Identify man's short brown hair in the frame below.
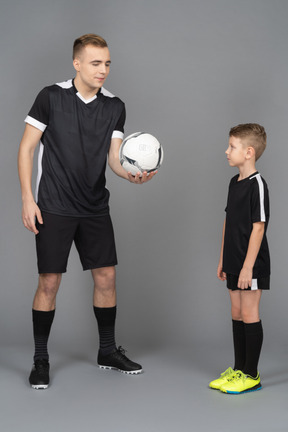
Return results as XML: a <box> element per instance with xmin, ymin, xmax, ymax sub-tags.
<box><xmin>73</xmin><ymin>34</ymin><xmax>108</xmax><ymax>59</ymax></box>
<box><xmin>229</xmin><ymin>123</ymin><xmax>267</xmax><ymax>161</ymax></box>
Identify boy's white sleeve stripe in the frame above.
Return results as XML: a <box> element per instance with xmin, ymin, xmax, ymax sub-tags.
<box><xmin>255</xmin><ymin>174</ymin><xmax>266</xmax><ymax>222</ymax></box>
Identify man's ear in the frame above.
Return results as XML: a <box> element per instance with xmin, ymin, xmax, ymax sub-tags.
<box><xmin>73</xmin><ymin>58</ymin><xmax>80</xmax><ymax>72</ymax></box>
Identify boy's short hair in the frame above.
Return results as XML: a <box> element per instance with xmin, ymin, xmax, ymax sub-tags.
<box><xmin>229</xmin><ymin>123</ymin><xmax>267</xmax><ymax>161</ymax></box>
<box><xmin>73</xmin><ymin>34</ymin><xmax>108</xmax><ymax>59</ymax></box>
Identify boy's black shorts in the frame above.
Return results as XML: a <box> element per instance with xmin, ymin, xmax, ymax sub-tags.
<box><xmin>35</xmin><ymin>211</ymin><xmax>117</xmax><ymax>274</ymax></box>
<box><xmin>226</xmin><ymin>273</ymin><xmax>270</xmax><ymax>291</ymax></box>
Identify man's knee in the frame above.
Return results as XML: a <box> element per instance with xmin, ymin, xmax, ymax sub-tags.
<box><xmin>93</xmin><ymin>267</ymin><xmax>115</xmax><ymax>290</ymax></box>
<box><xmin>38</xmin><ymin>273</ymin><xmax>62</xmax><ymax>297</ymax></box>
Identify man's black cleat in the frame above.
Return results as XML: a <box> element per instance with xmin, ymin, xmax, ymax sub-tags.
<box><xmin>98</xmin><ymin>346</ymin><xmax>142</xmax><ymax>374</ymax></box>
<box><xmin>29</xmin><ymin>359</ymin><xmax>50</xmax><ymax>389</ymax></box>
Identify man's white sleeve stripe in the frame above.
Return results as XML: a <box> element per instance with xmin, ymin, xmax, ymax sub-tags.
<box><xmin>112</xmin><ymin>131</ymin><xmax>124</xmax><ymax>140</ymax></box>
<box><xmin>101</xmin><ymin>87</ymin><xmax>115</xmax><ymax>98</ymax></box>
<box><xmin>25</xmin><ymin>116</ymin><xmax>47</xmax><ymax>132</ymax></box>
<box><xmin>56</xmin><ymin>79</ymin><xmax>73</xmax><ymax>89</ymax></box>
<box><xmin>35</xmin><ymin>142</ymin><xmax>44</xmax><ymax>202</ymax></box>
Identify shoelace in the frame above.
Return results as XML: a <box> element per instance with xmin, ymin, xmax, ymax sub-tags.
<box><xmin>221</xmin><ymin>367</ymin><xmax>234</xmax><ymax>378</ymax></box>
<box><xmin>117</xmin><ymin>346</ymin><xmax>128</xmax><ymax>357</ymax></box>
<box><xmin>227</xmin><ymin>370</ymin><xmax>246</xmax><ymax>383</ymax></box>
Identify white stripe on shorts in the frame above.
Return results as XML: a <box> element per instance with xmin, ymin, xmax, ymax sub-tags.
<box><xmin>251</xmin><ymin>279</ymin><xmax>258</xmax><ymax>290</ymax></box>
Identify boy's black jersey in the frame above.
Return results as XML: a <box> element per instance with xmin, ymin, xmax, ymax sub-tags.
<box><xmin>25</xmin><ymin>79</ymin><xmax>126</xmax><ymax>217</ymax></box>
<box><xmin>223</xmin><ymin>171</ymin><xmax>270</xmax><ymax>278</ymax></box>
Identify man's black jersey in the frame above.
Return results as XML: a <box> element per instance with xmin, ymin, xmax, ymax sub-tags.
<box><xmin>25</xmin><ymin>79</ymin><xmax>126</xmax><ymax>217</ymax></box>
<box><xmin>223</xmin><ymin>171</ymin><xmax>270</xmax><ymax>278</ymax></box>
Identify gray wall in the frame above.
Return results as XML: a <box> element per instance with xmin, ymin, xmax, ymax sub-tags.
<box><xmin>1</xmin><ymin>0</ymin><xmax>287</xmax><ymax>355</ymax></box>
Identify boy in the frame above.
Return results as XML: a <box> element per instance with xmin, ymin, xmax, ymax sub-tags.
<box><xmin>18</xmin><ymin>34</ymin><xmax>156</xmax><ymax>389</ymax></box>
<box><xmin>209</xmin><ymin>123</ymin><xmax>270</xmax><ymax>394</ymax></box>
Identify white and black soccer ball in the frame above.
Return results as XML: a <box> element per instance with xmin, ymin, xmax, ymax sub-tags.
<box><xmin>119</xmin><ymin>132</ymin><xmax>163</xmax><ymax>176</ymax></box>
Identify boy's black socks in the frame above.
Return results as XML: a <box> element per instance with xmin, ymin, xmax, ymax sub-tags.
<box><xmin>232</xmin><ymin>319</ymin><xmax>246</xmax><ymax>371</ymax></box>
<box><xmin>243</xmin><ymin>320</ymin><xmax>263</xmax><ymax>378</ymax></box>
<box><xmin>32</xmin><ymin>309</ymin><xmax>55</xmax><ymax>362</ymax></box>
<box><xmin>93</xmin><ymin>306</ymin><xmax>117</xmax><ymax>356</ymax></box>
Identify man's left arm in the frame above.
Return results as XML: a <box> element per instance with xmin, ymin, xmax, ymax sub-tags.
<box><xmin>108</xmin><ymin>137</ymin><xmax>157</xmax><ymax>184</ymax></box>
<box><xmin>237</xmin><ymin>222</ymin><xmax>265</xmax><ymax>289</ymax></box>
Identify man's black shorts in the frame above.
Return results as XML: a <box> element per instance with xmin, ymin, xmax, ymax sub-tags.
<box><xmin>226</xmin><ymin>273</ymin><xmax>270</xmax><ymax>291</ymax></box>
<box><xmin>35</xmin><ymin>211</ymin><xmax>117</xmax><ymax>273</ymax></box>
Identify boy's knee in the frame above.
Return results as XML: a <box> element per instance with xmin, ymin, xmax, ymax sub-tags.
<box><xmin>241</xmin><ymin>312</ymin><xmax>259</xmax><ymax>323</ymax></box>
<box><xmin>231</xmin><ymin>306</ymin><xmax>241</xmax><ymax>320</ymax></box>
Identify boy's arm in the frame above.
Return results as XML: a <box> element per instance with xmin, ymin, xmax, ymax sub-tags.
<box><xmin>237</xmin><ymin>222</ymin><xmax>265</xmax><ymax>289</ymax></box>
<box><xmin>217</xmin><ymin>218</ymin><xmax>227</xmax><ymax>281</ymax></box>
<box><xmin>108</xmin><ymin>137</ymin><xmax>157</xmax><ymax>184</ymax></box>
<box><xmin>18</xmin><ymin>123</ymin><xmax>43</xmax><ymax>234</ymax></box>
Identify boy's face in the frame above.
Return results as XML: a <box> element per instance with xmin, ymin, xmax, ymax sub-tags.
<box><xmin>225</xmin><ymin>136</ymin><xmax>249</xmax><ymax>168</ymax></box>
<box><xmin>73</xmin><ymin>45</ymin><xmax>111</xmax><ymax>93</ymax></box>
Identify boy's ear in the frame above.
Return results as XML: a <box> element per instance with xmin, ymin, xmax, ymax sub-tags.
<box><xmin>246</xmin><ymin>146</ymin><xmax>255</xmax><ymax>159</ymax></box>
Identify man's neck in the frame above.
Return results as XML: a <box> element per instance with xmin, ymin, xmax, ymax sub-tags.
<box><xmin>74</xmin><ymin>76</ymin><xmax>100</xmax><ymax>100</ymax></box>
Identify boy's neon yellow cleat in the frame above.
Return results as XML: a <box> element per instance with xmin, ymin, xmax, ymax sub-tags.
<box><xmin>220</xmin><ymin>370</ymin><xmax>262</xmax><ymax>394</ymax></box>
<box><xmin>209</xmin><ymin>367</ymin><xmax>235</xmax><ymax>390</ymax></box>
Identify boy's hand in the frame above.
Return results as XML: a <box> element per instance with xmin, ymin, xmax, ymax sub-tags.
<box><xmin>237</xmin><ymin>267</ymin><xmax>252</xmax><ymax>290</ymax></box>
<box><xmin>128</xmin><ymin>171</ymin><xmax>157</xmax><ymax>184</ymax></box>
<box><xmin>217</xmin><ymin>263</ymin><xmax>226</xmax><ymax>281</ymax></box>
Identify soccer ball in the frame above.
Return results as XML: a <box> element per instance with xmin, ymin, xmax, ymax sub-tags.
<box><xmin>119</xmin><ymin>132</ymin><xmax>163</xmax><ymax>176</ymax></box>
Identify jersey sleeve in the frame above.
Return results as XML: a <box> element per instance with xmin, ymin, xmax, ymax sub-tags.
<box><xmin>25</xmin><ymin>87</ymin><xmax>50</xmax><ymax>132</ymax></box>
<box><xmin>225</xmin><ymin>177</ymin><xmax>234</xmax><ymax>212</ymax></box>
<box><xmin>251</xmin><ymin>177</ymin><xmax>269</xmax><ymax>223</ymax></box>
<box><xmin>111</xmin><ymin>105</ymin><xmax>126</xmax><ymax>140</ymax></box>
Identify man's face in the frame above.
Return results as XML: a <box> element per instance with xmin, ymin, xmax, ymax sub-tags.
<box><xmin>73</xmin><ymin>45</ymin><xmax>111</xmax><ymax>93</ymax></box>
<box><xmin>225</xmin><ymin>136</ymin><xmax>248</xmax><ymax>168</ymax></box>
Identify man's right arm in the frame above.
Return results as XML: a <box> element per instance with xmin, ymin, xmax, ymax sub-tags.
<box><xmin>18</xmin><ymin>124</ymin><xmax>43</xmax><ymax>234</ymax></box>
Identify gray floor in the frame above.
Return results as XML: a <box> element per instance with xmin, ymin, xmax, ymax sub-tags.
<box><xmin>0</xmin><ymin>343</ymin><xmax>287</xmax><ymax>432</ymax></box>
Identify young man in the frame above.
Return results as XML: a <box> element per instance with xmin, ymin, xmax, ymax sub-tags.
<box><xmin>209</xmin><ymin>123</ymin><xmax>270</xmax><ymax>394</ymax></box>
<box><xmin>18</xmin><ymin>34</ymin><xmax>156</xmax><ymax>389</ymax></box>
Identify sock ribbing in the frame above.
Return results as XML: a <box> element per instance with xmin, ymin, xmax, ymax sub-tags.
<box><xmin>94</xmin><ymin>306</ymin><xmax>117</xmax><ymax>356</ymax></box>
<box><xmin>232</xmin><ymin>319</ymin><xmax>246</xmax><ymax>371</ymax></box>
<box><xmin>32</xmin><ymin>309</ymin><xmax>55</xmax><ymax>362</ymax></box>
<box><xmin>243</xmin><ymin>320</ymin><xmax>263</xmax><ymax>377</ymax></box>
